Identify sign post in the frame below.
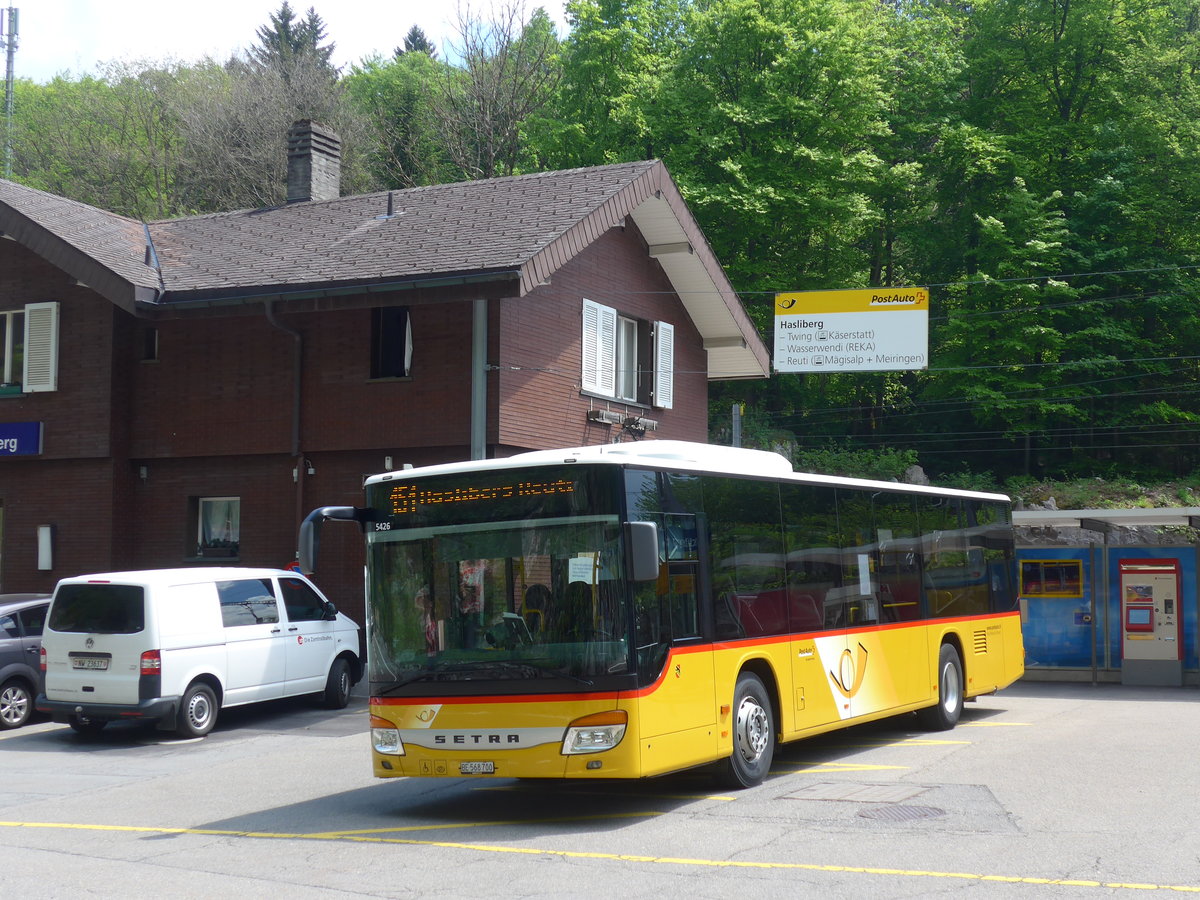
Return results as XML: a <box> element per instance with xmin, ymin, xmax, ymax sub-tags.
<box><xmin>774</xmin><ymin>287</ymin><xmax>929</xmax><ymax>373</ymax></box>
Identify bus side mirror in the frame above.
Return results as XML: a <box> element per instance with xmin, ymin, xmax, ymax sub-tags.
<box><xmin>626</xmin><ymin>521</ymin><xmax>661</xmax><ymax>582</ymax></box>
<box><xmin>298</xmin><ymin>506</ymin><xmax>367</xmax><ymax>575</ymax></box>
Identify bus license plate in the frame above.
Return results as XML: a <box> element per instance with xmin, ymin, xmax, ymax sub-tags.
<box><xmin>460</xmin><ymin>761</ymin><xmax>495</xmax><ymax>775</ymax></box>
<box><xmin>72</xmin><ymin>658</ymin><xmax>109</xmax><ymax>670</ymax></box>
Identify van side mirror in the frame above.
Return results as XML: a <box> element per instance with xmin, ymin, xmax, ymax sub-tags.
<box><xmin>626</xmin><ymin>521</ymin><xmax>661</xmax><ymax>582</ymax></box>
<box><xmin>324</xmin><ymin>602</ymin><xmax>339</xmax><ymax>621</ymax></box>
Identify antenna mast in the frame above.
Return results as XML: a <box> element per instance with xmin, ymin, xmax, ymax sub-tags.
<box><xmin>0</xmin><ymin>6</ymin><xmax>17</xmax><ymax>179</ymax></box>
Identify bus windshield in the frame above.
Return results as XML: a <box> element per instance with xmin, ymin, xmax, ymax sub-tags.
<box><xmin>364</xmin><ymin>466</ymin><xmax>633</xmax><ymax>692</ymax></box>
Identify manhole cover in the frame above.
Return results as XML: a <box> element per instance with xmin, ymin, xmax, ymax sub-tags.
<box><xmin>858</xmin><ymin>804</ymin><xmax>945</xmax><ymax>822</ymax></box>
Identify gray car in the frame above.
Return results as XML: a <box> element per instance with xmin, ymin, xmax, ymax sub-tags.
<box><xmin>0</xmin><ymin>593</ymin><xmax>51</xmax><ymax>729</ymax></box>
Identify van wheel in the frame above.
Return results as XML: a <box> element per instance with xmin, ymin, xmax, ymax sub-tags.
<box><xmin>716</xmin><ymin>672</ymin><xmax>774</xmax><ymax>789</ymax></box>
<box><xmin>321</xmin><ymin>658</ymin><xmax>352</xmax><ymax>709</ymax></box>
<box><xmin>68</xmin><ymin>715</ymin><xmax>106</xmax><ymax>736</ymax></box>
<box><xmin>177</xmin><ymin>683</ymin><xmax>218</xmax><ymax>738</ymax></box>
<box><xmin>0</xmin><ymin>678</ymin><xmax>33</xmax><ymax>729</ymax></box>
<box><xmin>917</xmin><ymin>644</ymin><xmax>963</xmax><ymax>731</ymax></box>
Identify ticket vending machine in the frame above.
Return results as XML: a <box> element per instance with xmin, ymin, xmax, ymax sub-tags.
<box><xmin>1119</xmin><ymin>559</ymin><xmax>1183</xmax><ymax>686</ymax></box>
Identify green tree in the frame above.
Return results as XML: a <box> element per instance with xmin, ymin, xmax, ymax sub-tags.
<box><xmin>434</xmin><ymin>4</ymin><xmax>562</xmax><ymax>179</ymax></box>
<box><xmin>345</xmin><ymin>51</ymin><xmax>452</xmax><ymax>187</ymax></box>
<box><xmin>249</xmin><ymin>2</ymin><xmax>337</xmax><ymax>76</ymax></box>
<box><xmin>546</xmin><ymin>0</ymin><xmax>686</xmax><ymax>166</ymax></box>
<box><xmin>396</xmin><ymin>25</ymin><xmax>438</xmax><ymax>59</ymax></box>
<box><xmin>9</xmin><ymin>63</ymin><xmax>184</xmax><ymax>218</ymax></box>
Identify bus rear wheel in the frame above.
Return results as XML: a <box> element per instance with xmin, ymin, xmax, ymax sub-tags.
<box><xmin>718</xmin><ymin>672</ymin><xmax>774</xmax><ymax>789</ymax></box>
<box><xmin>917</xmin><ymin>644</ymin><xmax>963</xmax><ymax>731</ymax></box>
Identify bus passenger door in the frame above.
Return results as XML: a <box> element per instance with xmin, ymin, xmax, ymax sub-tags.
<box><xmin>634</xmin><ymin>560</ymin><xmax>717</xmax><ymax>774</ymax></box>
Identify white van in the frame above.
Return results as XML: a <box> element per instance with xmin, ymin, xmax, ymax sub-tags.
<box><xmin>37</xmin><ymin>568</ymin><xmax>361</xmax><ymax>738</ymax></box>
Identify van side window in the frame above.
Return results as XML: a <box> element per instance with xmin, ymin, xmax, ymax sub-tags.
<box><xmin>217</xmin><ymin>579</ymin><xmax>279</xmax><ymax>627</ymax></box>
<box><xmin>279</xmin><ymin>577</ymin><xmax>328</xmax><ymax>622</ymax></box>
<box><xmin>0</xmin><ymin>614</ymin><xmax>17</xmax><ymax>638</ymax></box>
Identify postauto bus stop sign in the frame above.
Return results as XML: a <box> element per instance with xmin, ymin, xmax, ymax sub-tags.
<box><xmin>773</xmin><ymin>287</ymin><xmax>929</xmax><ymax>373</ymax></box>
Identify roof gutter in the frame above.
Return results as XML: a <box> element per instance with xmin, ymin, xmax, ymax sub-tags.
<box><xmin>134</xmin><ymin>269</ymin><xmax>523</xmax><ymax>313</ymax></box>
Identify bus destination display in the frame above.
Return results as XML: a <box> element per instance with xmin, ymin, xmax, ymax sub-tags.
<box><xmin>389</xmin><ymin>478</ymin><xmax>576</xmax><ymax>516</ymax></box>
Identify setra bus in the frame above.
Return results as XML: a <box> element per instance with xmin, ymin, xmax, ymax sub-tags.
<box><xmin>299</xmin><ymin>440</ymin><xmax>1024</xmax><ymax>788</ymax></box>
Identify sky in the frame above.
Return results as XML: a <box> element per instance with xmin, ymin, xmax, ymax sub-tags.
<box><xmin>4</xmin><ymin>1</ymin><xmax>570</xmax><ymax>84</ymax></box>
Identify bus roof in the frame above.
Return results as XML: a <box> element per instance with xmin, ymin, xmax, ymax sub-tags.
<box><xmin>366</xmin><ymin>441</ymin><xmax>1010</xmax><ymax>502</ymax></box>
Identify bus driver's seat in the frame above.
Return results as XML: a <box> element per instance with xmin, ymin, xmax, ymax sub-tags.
<box><xmin>522</xmin><ymin>584</ymin><xmax>551</xmax><ymax>634</ymax></box>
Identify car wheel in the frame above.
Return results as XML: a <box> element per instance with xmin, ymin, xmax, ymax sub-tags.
<box><xmin>0</xmin><ymin>678</ymin><xmax>33</xmax><ymax>729</ymax></box>
<box><xmin>176</xmin><ymin>683</ymin><xmax>218</xmax><ymax>738</ymax></box>
<box><xmin>321</xmin><ymin>657</ymin><xmax>353</xmax><ymax>709</ymax></box>
<box><xmin>716</xmin><ymin>672</ymin><xmax>774</xmax><ymax>789</ymax></box>
<box><xmin>67</xmin><ymin>714</ymin><xmax>107</xmax><ymax>736</ymax></box>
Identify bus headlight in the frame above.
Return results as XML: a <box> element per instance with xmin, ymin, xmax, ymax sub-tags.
<box><xmin>562</xmin><ymin>710</ymin><xmax>627</xmax><ymax>755</ymax></box>
<box><xmin>371</xmin><ymin>715</ymin><xmax>404</xmax><ymax>756</ymax></box>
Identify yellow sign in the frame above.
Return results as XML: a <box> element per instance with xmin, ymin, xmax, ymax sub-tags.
<box><xmin>774</xmin><ymin>287</ymin><xmax>929</xmax><ymax>373</ymax></box>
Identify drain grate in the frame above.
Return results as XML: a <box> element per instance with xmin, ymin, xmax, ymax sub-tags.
<box><xmin>858</xmin><ymin>804</ymin><xmax>945</xmax><ymax>822</ymax></box>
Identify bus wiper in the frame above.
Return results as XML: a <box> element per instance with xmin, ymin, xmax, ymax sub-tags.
<box><xmin>371</xmin><ymin>660</ymin><xmax>594</xmax><ymax>689</ymax></box>
<box><xmin>460</xmin><ymin>660</ymin><xmax>594</xmax><ymax>685</ymax></box>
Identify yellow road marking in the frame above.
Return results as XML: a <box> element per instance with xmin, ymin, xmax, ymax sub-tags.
<box><xmin>0</xmin><ymin>820</ymin><xmax>1195</xmax><ymax>892</ymax></box>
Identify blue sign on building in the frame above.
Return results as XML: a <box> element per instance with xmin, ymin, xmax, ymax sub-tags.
<box><xmin>0</xmin><ymin>422</ymin><xmax>43</xmax><ymax>455</ymax></box>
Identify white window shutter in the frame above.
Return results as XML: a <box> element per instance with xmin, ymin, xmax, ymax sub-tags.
<box><xmin>653</xmin><ymin>321</ymin><xmax>674</xmax><ymax>409</ymax></box>
<box><xmin>23</xmin><ymin>301</ymin><xmax>59</xmax><ymax>393</ymax></box>
<box><xmin>582</xmin><ymin>299</ymin><xmax>616</xmax><ymax>397</ymax></box>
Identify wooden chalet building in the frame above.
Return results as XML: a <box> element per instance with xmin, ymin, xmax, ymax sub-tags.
<box><xmin>0</xmin><ymin>122</ymin><xmax>769</xmax><ymax>619</ymax></box>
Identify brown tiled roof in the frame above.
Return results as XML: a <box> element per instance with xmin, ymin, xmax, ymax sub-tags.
<box><xmin>0</xmin><ymin>179</ymin><xmax>161</xmax><ymax>303</ymax></box>
<box><xmin>148</xmin><ymin>161</ymin><xmax>663</xmax><ymax>301</ymax></box>
<box><xmin>0</xmin><ymin>160</ymin><xmax>770</xmax><ymax>378</ymax></box>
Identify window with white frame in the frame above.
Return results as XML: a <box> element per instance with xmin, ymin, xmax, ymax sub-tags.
<box><xmin>0</xmin><ymin>302</ymin><xmax>60</xmax><ymax>393</ymax></box>
<box><xmin>582</xmin><ymin>299</ymin><xmax>674</xmax><ymax>408</ymax></box>
<box><xmin>0</xmin><ymin>309</ymin><xmax>25</xmax><ymax>388</ymax></box>
<box><xmin>197</xmin><ymin>497</ymin><xmax>240</xmax><ymax>557</ymax></box>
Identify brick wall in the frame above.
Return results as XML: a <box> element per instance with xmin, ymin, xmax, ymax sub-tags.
<box><xmin>495</xmin><ymin>224</ymin><xmax>709</xmax><ymax>451</ymax></box>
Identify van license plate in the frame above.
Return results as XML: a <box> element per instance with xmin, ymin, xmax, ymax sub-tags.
<box><xmin>459</xmin><ymin>761</ymin><xmax>494</xmax><ymax>775</ymax></box>
<box><xmin>72</xmin><ymin>658</ymin><xmax>109</xmax><ymax>670</ymax></box>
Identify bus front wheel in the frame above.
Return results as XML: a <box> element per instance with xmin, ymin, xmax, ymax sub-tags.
<box><xmin>718</xmin><ymin>672</ymin><xmax>774</xmax><ymax>789</ymax></box>
<box><xmin>917</xmin><ymin>644</ymin><xmax>963</xmax><ymax>731</ymax></box>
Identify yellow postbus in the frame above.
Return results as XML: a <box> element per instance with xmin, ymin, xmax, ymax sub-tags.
<box><xmin>300</xmin><ymin>441</ymin><xmax>1023</xmax><ymax>788</ymax></box>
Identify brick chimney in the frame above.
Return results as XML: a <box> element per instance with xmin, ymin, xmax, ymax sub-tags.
<box><xmin>287</xmin><ymin>120</ymin><xmax>341</xmax><ymax>203</ymax></box>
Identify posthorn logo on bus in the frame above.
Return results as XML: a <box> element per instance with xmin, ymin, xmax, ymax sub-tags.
<box><xmin>830</xmin><ymin>642</ymin><xmax>869</xmax><ymax>700</ymax></box>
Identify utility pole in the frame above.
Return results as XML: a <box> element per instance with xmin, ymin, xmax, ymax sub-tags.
<box><xmin>0</xmin><ymin>6</ymin><xmax>17</xmax><ymax>179</ymax></box>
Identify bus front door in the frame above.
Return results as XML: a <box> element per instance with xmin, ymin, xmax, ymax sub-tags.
<box><xmin>634</xmin><ymin>561</ymin><xmax>717</xmax><ymax>775</ymax></box>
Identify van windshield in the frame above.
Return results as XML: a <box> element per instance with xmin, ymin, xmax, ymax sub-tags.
<box><xmin>48</xmin><ymin>584</ymin><xmax>145</xmax><ymax>634</ymax></box>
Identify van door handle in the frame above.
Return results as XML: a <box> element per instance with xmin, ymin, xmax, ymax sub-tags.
<box><xmin>288</xmin><ymin>627</ymin><xmax>299</xmax><ymax>632</ymax></box>
<box><xmin>271</xmin><ymin>628</ymin><xmax>281</xmax><ymax>633</ymax></box>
